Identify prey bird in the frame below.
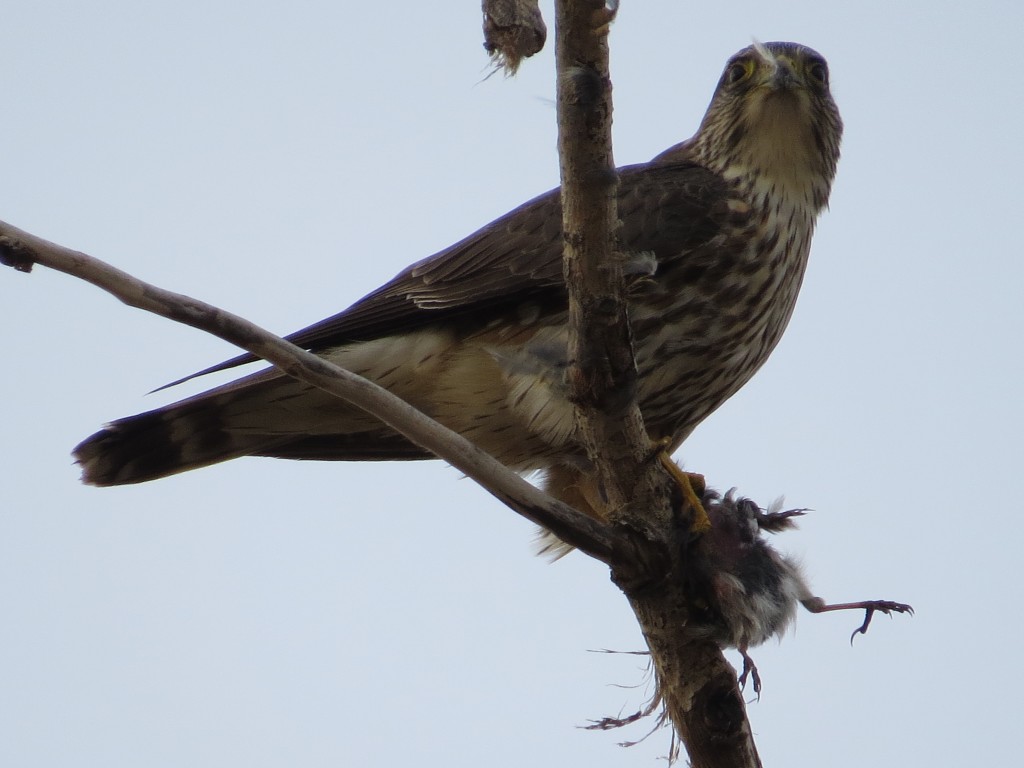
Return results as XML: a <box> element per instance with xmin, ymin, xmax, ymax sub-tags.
<box><xmin>689</xmin><ymin>488</ymin><xmax>912</xmax><ymax>694</ymax></box>
<box><xmin>75</xmin><ymin>42</ymin><xmax>843</xmax><ymax>529</ymax></box>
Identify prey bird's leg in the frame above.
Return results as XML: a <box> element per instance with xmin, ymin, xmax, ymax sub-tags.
<box><xmin>801</xmin><ymin>597</ymin><xmax>914</xmax><ymax>644</ymax></box>
<box><xmin>653</xmin><ymin>439</ymin><xmax>711</xmax><ymax>533</ymax></box>
<box><xmin>737</xmin><ymin>646</ymin><xmax>762</xmax><ymax>699</ymax></box>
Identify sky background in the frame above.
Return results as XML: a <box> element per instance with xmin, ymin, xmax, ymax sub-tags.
<box><xmin>2</xmin><ymin>2</ymin><xmax>1022</xmax><ymax>766</ymax></box>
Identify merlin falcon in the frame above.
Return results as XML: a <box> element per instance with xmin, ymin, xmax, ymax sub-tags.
<box><xmin>75</xmin><ymin>42</ymin><xmax>842</xmax><ymax>524</ymax></box>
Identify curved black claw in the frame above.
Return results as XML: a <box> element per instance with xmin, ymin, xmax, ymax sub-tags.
<box><xmin>849</xmin><ymin>600</ymin><xmax>915</xmax><ymax>645</ymax></box>
<box><xmin>737</xmin><ymin>648</ymin><xmax>762</xmax><ymax>700</ymax></box>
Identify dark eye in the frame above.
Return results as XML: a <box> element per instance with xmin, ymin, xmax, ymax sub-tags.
<box><xmin>726</xmin><ymin>59</ymin><xmax>751</xmax><ymax>85</ymax></box>
<box><xmin>807</xmin><ymin>59</ymin><xmax>828</xmax><ymax>86</ymax></box>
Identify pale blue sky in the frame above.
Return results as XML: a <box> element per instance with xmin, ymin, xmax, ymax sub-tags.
<box><xmin>2</xmin><ymin>2</ymin><xmax>1022</xmax><ymax>766</ymax></box>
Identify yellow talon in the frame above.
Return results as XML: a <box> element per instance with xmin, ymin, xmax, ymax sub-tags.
<box><xmin>656</xmin><ymin>444</ymin><xmax>711</xmax><ymax>534</ymax></box>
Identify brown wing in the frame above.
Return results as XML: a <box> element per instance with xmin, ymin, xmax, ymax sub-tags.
<box><xmin>164</xmin><ymin>158</ymin><xmax>728</xmax><ymax>386</ymax></box>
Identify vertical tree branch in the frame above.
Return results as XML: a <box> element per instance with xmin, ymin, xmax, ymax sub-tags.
<box><xmin>553</xmin><ymin>4</ymin><xmax>761</xmax><ymax>766</ymax></box>
<box><xmin>555</xmin><ymin>1</ymin><xmax>653</xmax><ymax>516</ymax></box>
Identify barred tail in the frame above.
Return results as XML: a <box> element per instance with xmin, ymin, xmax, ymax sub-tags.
<box><xmin>74</xmin><ymin>392</ymin><xmax>285</xmax><ymax>486</ymax></box>
<box><xmin>73</xmin><ymin>373</ymin><xmax>430</xmax><ymax>486</ymax></box>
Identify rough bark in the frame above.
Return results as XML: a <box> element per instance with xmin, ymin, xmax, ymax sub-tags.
<box><xmin>555</xmin><ymin>0</ymin><xmax>653</xmax><ymax>509</ymax></box>
<box><xmin>553</xmin><ymin>2</ymin><xmax>761</xmax><ymax>765</ymax></box>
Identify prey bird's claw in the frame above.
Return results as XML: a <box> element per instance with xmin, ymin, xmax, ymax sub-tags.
<box><xmin>738</xmin><ymin>648</ymin><xmax>762</xmax><ymax>699</ymax></box>
<box><xmin>849</xmin><ymin>600</ymin><xmax>914</xmax><ymax>645</ymax></box>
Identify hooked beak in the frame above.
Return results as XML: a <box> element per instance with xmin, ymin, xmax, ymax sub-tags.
<box><xmin>752</xmin><ymin>40</ymin><xmax>800</xmax><ymax>90</ymax></box>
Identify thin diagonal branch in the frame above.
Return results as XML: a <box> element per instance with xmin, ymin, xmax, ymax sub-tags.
<box><xmin>0</xmin><ymin>220</ymin><xmax>616</xmax><ymax>562</ymax></box>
